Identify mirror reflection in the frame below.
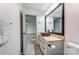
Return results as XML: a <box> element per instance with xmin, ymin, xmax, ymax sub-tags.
<box><xmin>46</xmin><ymin>4</ymin><xmax>64</xmax><ymax>35</ymax></box>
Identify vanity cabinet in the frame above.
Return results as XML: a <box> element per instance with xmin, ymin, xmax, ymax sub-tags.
<box><xmin>39</xmin><ymin>36</ymin><xmax>48</xmax><ymax>54</ymax></box>
<box><xmin>37</xmin><ymin>35</ymin><xmax>64</xmax><ymax>55</ymax></box>
<box><xmin>47</xmin><ymin>41</ymin><xmax>64</xmax><ymax>55</ymax></box>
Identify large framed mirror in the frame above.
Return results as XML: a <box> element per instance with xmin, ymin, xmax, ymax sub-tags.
<box><xmin>45</xmin><ymin>3</ymin><xmax>64</xmax><ymax>35</ymax></box>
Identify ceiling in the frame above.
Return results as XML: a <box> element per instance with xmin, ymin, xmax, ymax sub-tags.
<box><xmin>21</xmin><ymin>3</ymin><xmax>53</xmax><ymax>14</ymax></box>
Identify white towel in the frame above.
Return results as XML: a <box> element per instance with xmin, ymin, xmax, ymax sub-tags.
<box><xmin>67</xmin><ymin>42</ymin><xmax>79</xmax><ymax>49</ymax></box>
<box><xmin>51</xmin><ymin>44</ymin><xmax>56</xmax><ymax>49</ymax></box>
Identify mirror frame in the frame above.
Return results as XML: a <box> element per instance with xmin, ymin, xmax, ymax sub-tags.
<box><xmin>45</xmin><ymin>3</ymin><xmax>64</xmax><ymax>35</ymax></box>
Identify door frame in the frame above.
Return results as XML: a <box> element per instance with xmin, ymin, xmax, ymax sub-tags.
<box><xmin>20</xmin><ymin>11</ymin><xmax>24</xmax><ymax>55</ymax></box>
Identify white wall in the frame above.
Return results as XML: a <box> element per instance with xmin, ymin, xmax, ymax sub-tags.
<box><xmin>0</xmin><ymin>3</ymin><xmax>21</xmax><ymax>55</ymax></box>
<box><xmin>64</xmin><ymin>4</ymin><xmax>79</xmax><ymax>50</ymax></box>
<box><xmin>46</xmin><ymin>17</ymin><xmax>53</xmax><ymax>32</ymax></box>
<box><xmin>37</xmin><ymin>16</ymin><xmax>45</xmax><ymax>34</ymax></box>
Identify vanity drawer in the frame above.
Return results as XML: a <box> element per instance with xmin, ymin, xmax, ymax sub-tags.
<box><xmin>53</xmin><ymin>41</ymin><xmax>64</xmax><ymax>47</ymax></box>
<box><xmin>47</xmin><ymin>41</ymin><xmax>64</xmax><ymax>55</ymax></box>
<box><xmin>48</xmin><ymin>41</ymin><xmax>64</xmax><ymax>49</ymax></box>
<box><xmin>41</xmin><ymin>42</ymin><xmax>48</xmax><ymax>54</ymax></box>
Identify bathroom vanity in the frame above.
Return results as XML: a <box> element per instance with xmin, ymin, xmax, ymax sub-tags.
<box><xmin>37</xmin><ymin>34</ymin><xmax>64</xmax><ymax>55</ymax></box>
<box><xmin>37</xmin><ymin>3</ymin><xmax>64</xmax><ymax>55</ymax></box>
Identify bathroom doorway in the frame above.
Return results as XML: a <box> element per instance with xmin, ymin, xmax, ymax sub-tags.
<box><xmin>24</xmin><ymin>15</ymin><xmax>37</xmax><ymax>54</ymax></box>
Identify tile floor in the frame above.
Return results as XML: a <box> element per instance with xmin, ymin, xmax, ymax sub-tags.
<box><xmin>25</xmin><ymin>34</ymin><xmax>42</xmax><ymax>55</ymax></box>
<box><xmin>25</xmin><ymin>43</ymin><xmax>43</xmax><ymax>55</ymax></box>
<box><xmin>34</xmin><ymin>44</ymin><xmax>43</xmax><ymax>55</ymax></box>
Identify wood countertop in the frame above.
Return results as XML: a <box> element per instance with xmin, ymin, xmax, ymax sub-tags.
<box><xmin>41</xmin><ymin>34</ymin><xmax>64</xmax><ymax>43</ymax></box>
<box><xmin>51</xmin><ymin>34</ymin><xmax>64</xmax><ymax>39</ymax></box>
